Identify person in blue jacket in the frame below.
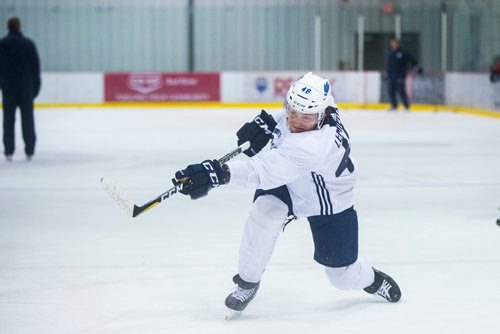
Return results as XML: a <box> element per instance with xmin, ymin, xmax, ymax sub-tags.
<box><xmin>385</xmin><ymin>39</ymin><xmax>422</xmax><ymax>111</ymax></box>
<box><xmin>0</xmin><ymin>17</ymin><xmax>41</xmax><ymax>161</ymax></box>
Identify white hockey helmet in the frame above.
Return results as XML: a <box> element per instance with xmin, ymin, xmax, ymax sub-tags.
<box><xmin>285</xmin><ymin>72</ymin><xmax>335</xmax><ymax>127</ymax></box>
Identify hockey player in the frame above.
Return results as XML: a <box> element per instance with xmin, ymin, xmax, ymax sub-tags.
<box><xmin>173</xmin><ymin>73</ymin><xmax>401</xmax><ymax>318</ymax></box>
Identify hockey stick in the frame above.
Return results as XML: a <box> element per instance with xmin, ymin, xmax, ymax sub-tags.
<box><xmin>101</xmin><ymin>141</ymin><xmax>250</xmax><ymax>218</ymax></box>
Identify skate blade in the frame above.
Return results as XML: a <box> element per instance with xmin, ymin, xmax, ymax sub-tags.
<box><xmin>225</xmin><ymin>308</ymin><xmax>243</xmax><ymax>321</ymax></box>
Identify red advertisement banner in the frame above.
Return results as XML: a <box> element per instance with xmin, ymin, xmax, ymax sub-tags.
<box><xmin>104</xmin><ymin>72</ymin><xmax>220</xmax><ymax>102</ymax></box>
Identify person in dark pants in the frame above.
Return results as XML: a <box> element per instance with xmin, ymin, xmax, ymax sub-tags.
<box><xmin>0</xmin><ymin>17</ymin><xmax>41</xmax><ymax>161</ymax></box>
<box><xmin>385</xmin><ymin>39</ymin><xmax>422</xmax><ymax>111</ymax></box>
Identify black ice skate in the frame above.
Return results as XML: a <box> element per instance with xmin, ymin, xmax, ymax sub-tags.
<box><xmin>363</xmin><ymin>268</ymin><xmax>401</xmax><ymax>303</ymax></box>
<box><xmin>224</xmin><ymin>274</ymin><xmax>260</xmax><ymax>320</ymax></box>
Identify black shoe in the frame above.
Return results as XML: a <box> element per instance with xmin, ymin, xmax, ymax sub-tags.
<box><xmin>5</xmin><ymin>154</ymin><xmax>13</xmax><ymax>162</ymax></box>
<box><xmin>225</xmin><ymin>274</ymin><xmax>260</xmax><ymax>312</ymax></box>
<box><xmin>364</xmin><ymin>268</ymin><xmax>401</xmax><ymax>303</ymax></box>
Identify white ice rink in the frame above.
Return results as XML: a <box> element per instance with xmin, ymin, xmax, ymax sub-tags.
<box><xmin>1</xmin><ymin>107</ymin><xmax>500</xmax><ymax>334</ymax></box>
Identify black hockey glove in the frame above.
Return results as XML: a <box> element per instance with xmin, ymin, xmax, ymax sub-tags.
<box><xmin>237</xmin><ymin>110</ymin><xmax>277</xmax><ymax>157</ymax></box>
<box><xmin>173</xmin><ymin>160</ymin><xmax>230</xmax><ymax>200</ymax></box>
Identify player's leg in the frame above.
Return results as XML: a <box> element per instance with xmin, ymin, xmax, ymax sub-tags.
<box><xmin>2</xmin><ymin>92</ymin><xmax>17</xmax><ymax>158</ymax></box>
<box><xmin>388</xmin><ymin>81</ymin><xmax>398</xmax><ymax>110</ymax></box>
<box><xmin>237</xmin><ymin>195</ymin><xmax>288</xmax><ymax>282</ymax></box>
<box><xmin>398</xmin><ymin>79</ymin><xmax>410</xmax><ymax>109</ymax></box>
<box><xmin>226</xmin><ymin>186</ymin><xmax>293</xmax><ymax>314</ymax></box>
<box><xmin>18</xmin><ymin>95</ymin><xmax>36</xmax><ymax>158</ymax></box>
<box><xmin>324</xmin><ymin>258</ymin><xmax>374</xmax><ymax>290</ymax></box>
<box><xmin>308</xmin><ymin>206</ymin><xmax>401</xmax><ymax>302</ymax></box>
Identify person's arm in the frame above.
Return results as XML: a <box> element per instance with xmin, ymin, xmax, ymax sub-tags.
<box><xmin>405</xmin><ymin>50</ymin><xmax>423</xmax><ymax>74</ymax></box>
<box><xmin>29</xmin><ymin>41</ymin><xmax>41</xmax><ymax>97</ymax></box>
<box><xmin>0</xmin><ymin>43</ymin><xmax>4</xmax><ymax>89</ymax></box>
<box><xmin>226</xmin><ymin>148</ymin><xmax>310</xmax><ymax>190</ymax></box>
<box><xmin>226</xmin><ymin>134</ymin><xmax>329</xmax><ymax>190</ymax></box>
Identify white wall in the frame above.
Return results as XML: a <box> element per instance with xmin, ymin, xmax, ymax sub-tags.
<box><xmin>221</xmin><ymin>71</ymin><xmax>380</xmax><ymax>104</ymax></box>
<box><xmin>445</xmin><ymin>73</ymin><xmax>500</xmax><ymax>110</ymax></box>
<box><xmin>5</xmin><ymin>71</ymin><xmax>497</xmax><ymax>112</ymax></box>
<box><xmin>36</xmin><ymin>72</ymin><xmax>103</xmax><ymax>104</ymax></box>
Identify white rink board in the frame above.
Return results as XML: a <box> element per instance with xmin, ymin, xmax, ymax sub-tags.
<box><xmin>7</xmin><ymin>71</ymin><xmax>500</xmax><ymax>113</ymax></box>
<box><xmin>1</xmin><ymin>107</ymin><xmax>500</xmax><ymax>334</ymax></box>
<box><xmin>446</xmin><ymin>72</ymin><xmax>500</xmax><ymax>110</ymax></box>
<box><xmin>37</xmin><ymin>72</ymin><xmax>103</xmax><ymax>103</ymax></box>
<box><xmin>221</xmin><ymin>71</ymin><xmax>381</xmax><ymax>103</ymax></box>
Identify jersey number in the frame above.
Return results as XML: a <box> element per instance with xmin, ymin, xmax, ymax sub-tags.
<box><xmin>335</xmin><ymin>138</ymin><xmax>354</xmax><ymax>177</ymax></box>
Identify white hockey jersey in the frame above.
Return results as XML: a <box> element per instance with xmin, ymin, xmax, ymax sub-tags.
<box><xmin>226</xmin><ymin>108</ymin><xmax>358</xmax><ymax>217</ymax></box>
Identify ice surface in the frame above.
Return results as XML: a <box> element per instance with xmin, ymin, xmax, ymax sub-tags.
<box><xmin>1</xmin><ymin>107</ymin><xmax>500</xmax><ymax>334</ymax></box>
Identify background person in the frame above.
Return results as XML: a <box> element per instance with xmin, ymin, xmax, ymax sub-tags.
<box><xmin>385</xmin><ymin>38</ymin><xmax>422</xmax><ymax>111</ymax></box>
<box><xmin>0</xmin><ymin>17</ymin><xmax>41</xmax><ymax>161</ymax></box>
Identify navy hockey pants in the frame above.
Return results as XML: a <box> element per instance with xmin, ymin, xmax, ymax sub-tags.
<box><xmin>254</xmin><ymin>185</ymin><xmax>358</xmax><ymax>268</ymax></box>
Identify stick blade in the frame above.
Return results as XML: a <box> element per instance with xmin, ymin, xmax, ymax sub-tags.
<box><xmin>100</xmin><ymin>177</ymin><xmax>134</xmax><ymax>216</ymax></box>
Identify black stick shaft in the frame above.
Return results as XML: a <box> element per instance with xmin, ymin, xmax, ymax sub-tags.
<box><xmin>132</xmin><ymin>142</ymin><xmax>250</xmax><ymax>217</ymax></box>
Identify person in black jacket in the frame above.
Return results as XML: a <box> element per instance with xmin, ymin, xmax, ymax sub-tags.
<box><xmin>385</xmin><ymin>39</ymin><xmax>422</xmax><ymax>111</ymax></box>
<box><xmin>0</xmin><ymin>17</ymin><xmax>41</xmax><ymax>161</ymax></box>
